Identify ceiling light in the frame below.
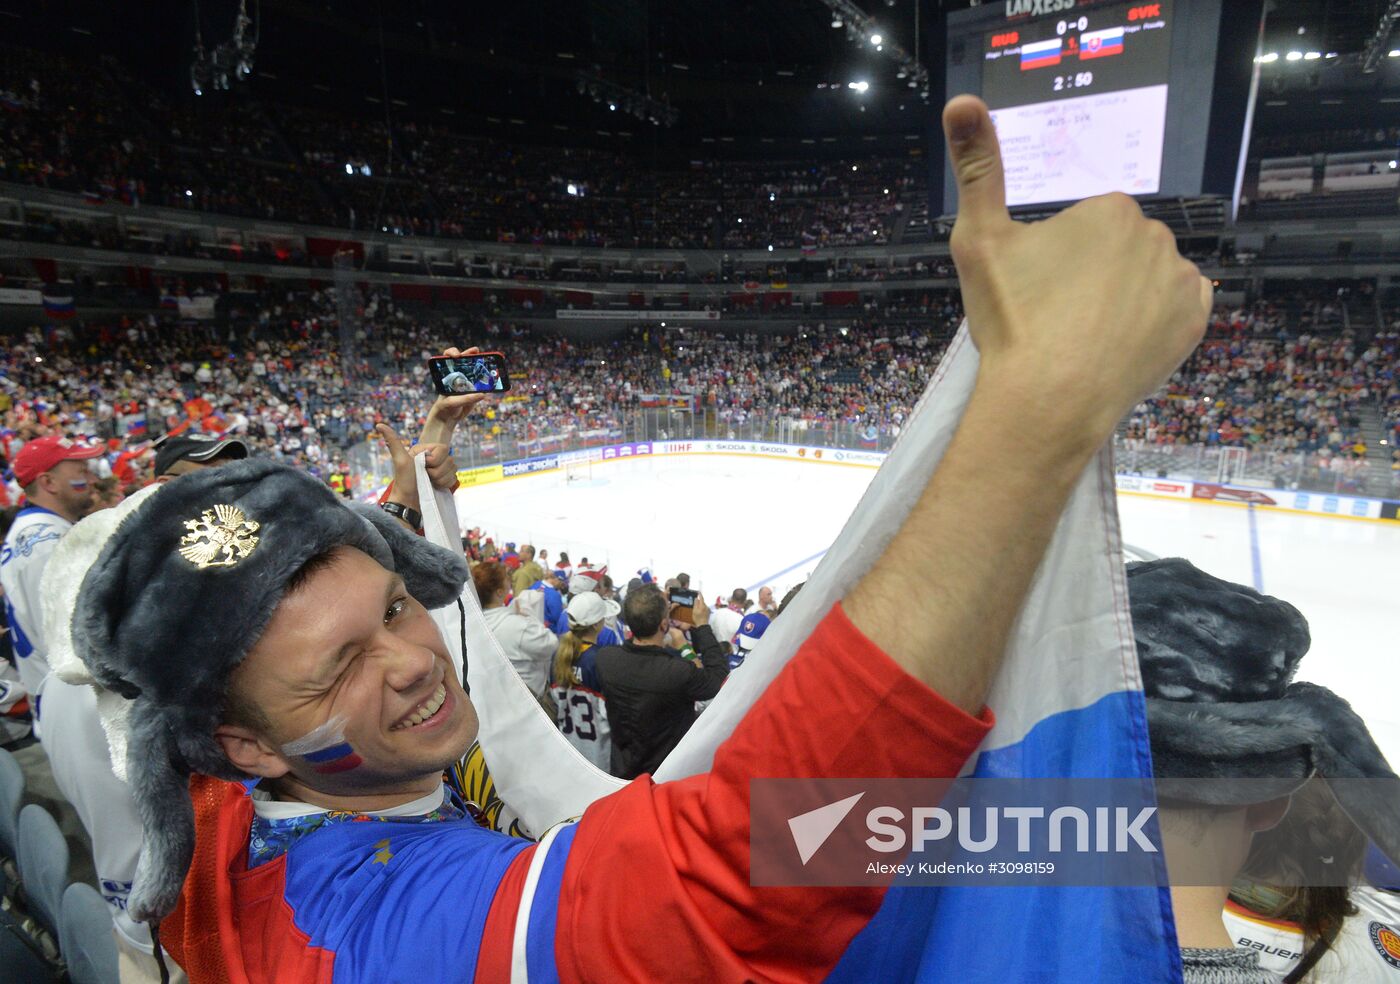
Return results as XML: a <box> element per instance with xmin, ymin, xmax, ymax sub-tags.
<box><xmin>1257</xmin><ymin>52</ymin><xmax>1278</xmax><ymax>63</ymax></box>
<box><xmin>1285</xmin><ymin>51</ymin><xmax>1303</xmax><ymax>61</ymax></box>
<box><xmin>1303</xmin><ymin>51</ymin><xmax>1321</xmax><ymax>60</ymax></box>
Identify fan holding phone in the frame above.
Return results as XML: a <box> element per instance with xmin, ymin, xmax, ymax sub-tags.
<box><xmin>429</xmin><ymin>352</ymin><xmax>511</xmax><ymax>395</ymax></box>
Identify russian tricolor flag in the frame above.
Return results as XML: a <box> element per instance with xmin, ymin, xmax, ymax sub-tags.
<box><xmin>42</xmin><ymin>293</ymin><xmax>76</xmax><ymax>319</ymax></box>
<box><xmin>419</xmin><ymin>322</ymin><xmax>1180</xmax><ymax>982</ymax></box>
<box><xmin>1080</xmin><ymin>27</ymin><xmax>1125</xmax><ymax>60</ymax></box>
<box><xmin>125</xmin><ymin>415</ymin><xmax>148</xmax><ymax>437</ymax></box>
<box><xmin>1020</xmin><ymin>38</ymin><xmax>1063</xmax><ymax>71</ymax></box>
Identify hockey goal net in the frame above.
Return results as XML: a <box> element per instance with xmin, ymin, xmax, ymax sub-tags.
<box><xmin>563</xmin><ymin>453</ymin><xmax>595</xmax><ymax>484</ymax></box>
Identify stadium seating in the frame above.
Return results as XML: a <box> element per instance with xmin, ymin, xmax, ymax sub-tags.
<box><xmin>0</xmin><ymin>748</ymin><xmax>23</xmax><ymax>897</ymax></box>
<box><xmin>16</xmin><ymin>804</ymin><xmax>68</xmax><ymax>940</ymax></box>
<box><xmin>58</xmin><ymin>883</ymin><xmax>119</xmax><ymax>984</ymax></box>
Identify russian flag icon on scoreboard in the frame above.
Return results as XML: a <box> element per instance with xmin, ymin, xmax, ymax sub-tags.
<box><xmin>1019</xmin><ymin>37</ymin><xmax>1062</xmax><ymax>70</ymax></box>
<box><xmin>1079</xmin><ymin>26</ymin><xmax>1125</xmax><ymax>59</ymax></box>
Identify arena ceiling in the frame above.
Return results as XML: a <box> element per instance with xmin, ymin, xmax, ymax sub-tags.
<box><xmin>4</xmin><ymin>0</ymin><xmax>1398</xmax><ymax>155</ymax></box>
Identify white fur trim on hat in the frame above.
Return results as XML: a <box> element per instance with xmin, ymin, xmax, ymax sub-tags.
<box><xmin>40</xmin><ymin>484</ymin><xmax>161</xmax><ymax>780</ymax></box>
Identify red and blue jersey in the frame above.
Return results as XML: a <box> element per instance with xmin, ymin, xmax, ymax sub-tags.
<box><xmin>161</xmin><ymin>605</ymin><xmax>994</xmax><ymax>984</ymax></box>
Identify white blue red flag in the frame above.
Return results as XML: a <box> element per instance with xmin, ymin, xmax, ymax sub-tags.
<box><xmin>1020</xmin><ymin>38</ymin><xmax>1063</xmax><ymax>70</ymax></box>
<box><xmin>419</xmin><ymin>321</ymin><xmax>1179</xmax><ymax>982</ymax></box>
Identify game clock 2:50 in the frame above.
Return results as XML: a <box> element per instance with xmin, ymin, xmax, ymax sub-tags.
<box><xmin>1053</xmin><ymin>71</ymin><xmax>1095</xmax><ymax>91</ymax></box>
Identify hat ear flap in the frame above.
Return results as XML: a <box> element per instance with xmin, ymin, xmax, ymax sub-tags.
<box><xmin>346</xmin><ymin>502</ymin><xmax>468</xmax><ymax>609</ymax></box>
<box><xmin>1288</xmin><ymin>682</ymin><xmax>1400</xmax><ymax>869</ymax></box>
<box><xmin>124</xmin><ymin>704</ymin><xmax>196</xmax><ymax>924</ymax></box>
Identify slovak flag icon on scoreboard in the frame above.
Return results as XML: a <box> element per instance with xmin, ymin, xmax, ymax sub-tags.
<box><xmin>1019</xmin><ymin>37</ymin><xmax>1063</xmax><ymax>70</ymax></box>
<box><xmin>1079</xmin><ymin>26</ymin><xmax>1125</xmax><ymax>60</ymax></box>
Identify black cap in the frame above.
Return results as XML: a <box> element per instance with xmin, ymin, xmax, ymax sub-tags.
<box><xmin>152</xmin><ymin>434</ymin><xmax>249</xmax><ymax>477</ymax></box>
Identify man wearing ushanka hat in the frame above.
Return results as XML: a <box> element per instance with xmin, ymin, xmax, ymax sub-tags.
<box><xmin>57</xmin><ymin>96</ymin><xmax>1217</xmax><ymax>982</ymax></box>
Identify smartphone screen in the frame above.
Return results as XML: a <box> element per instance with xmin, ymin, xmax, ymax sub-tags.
<box><xmin>669</xmin><ymin>588</ymin><xmax>698</xmax><ymax>623</ymax></box>
<box><xmin>428</xmin><ymin>353</ymin><xmax>511</xmax><ymax>395</ymax></box>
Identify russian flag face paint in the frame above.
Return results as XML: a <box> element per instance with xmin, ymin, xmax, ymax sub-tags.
<box><xmin>281</xmin><ymin>716</ymin><xmax>363</xmax><ymax>775</ymax></box>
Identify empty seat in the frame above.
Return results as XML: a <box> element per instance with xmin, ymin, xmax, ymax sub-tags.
<box><xmin>59</xmin><ymin>883</ymin><xmax>119</xmax><ymax>984</ymax></box>
<box><xmin>17</xmin><ymin>804</ymin><xmax>68</xmax><ymax>939</ymax></box>
<box><xmin>0</xmin><ymin>748</ymin><xmax>24</xmax><ymax>896</ymax></box>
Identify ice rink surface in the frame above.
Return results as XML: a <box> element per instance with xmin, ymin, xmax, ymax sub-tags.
<box><xmin>454</xmin><ymin>454</ymin><xmax>1400</xmax><ymax>766</ymax></box>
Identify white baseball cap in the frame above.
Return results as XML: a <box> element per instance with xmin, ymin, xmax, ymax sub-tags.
<box><xmin>566</xmin><ymin>592</ymin><xmax>620</xmax><ymax>628</ymax></box>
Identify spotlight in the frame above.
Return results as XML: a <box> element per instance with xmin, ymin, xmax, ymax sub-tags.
<box><xmin>608</xmin><ymin>101</ymin><xmax>617</xmax><ymax>111</ymax></box>
<box><xmin>1303</xmin><ymin>51</ymin><xmax>1321</xmax><ymax>60</ymax></box>
<box><xmin>345</xmin><ymin>163</ymin><xmax>354</xmax><ymax>175</ymax></box>
<box><xmin>831</xmin><ymin>15</ymin><xmax>842</xmax><ymax>27</ymax></box>
<box><xmin>869</xmin><ymin>33</ymin><xmax>882</xmax><ymax>45</ymax></box>
<box><xmin>1285</xmin><ymin>51</ymin><xmax>1303</xmax><ymax>61</ymax></box>
<box><xmin>1256</xmin><ymin>52</ymin><xmax>1279</xmax><ymax>63</ymax></box>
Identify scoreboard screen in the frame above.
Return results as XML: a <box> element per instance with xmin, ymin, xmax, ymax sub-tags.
<box><xmin>938</xmin><ymin>0</ymin><xmax>1263</xmax><ymax>214</ymax></box>
<box><xmin>981</xmin><ymin>2</ymin><xmax>1173</xmax><ymax>205</ymax></box>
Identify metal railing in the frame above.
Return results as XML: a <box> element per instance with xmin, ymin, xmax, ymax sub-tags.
<box><xmin>1113</xmin><ymin>438</ymin><xmax>1387</xmax><ymax>497</ymax></box>
<box><xmin>345</xmin><ymin>406</ymin><xmax>904</xmax><ymax>493</ymax></box>
<box><xmin>344</xmin><ymin>408</ymin><xmax>1392</xmax><ymax>499</ymax></box>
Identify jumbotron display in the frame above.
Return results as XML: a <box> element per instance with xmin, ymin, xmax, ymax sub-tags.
<box><xmin>939</xmin><ymin>0</ymin><xmax>1263</xmax><ymax>214</ymax></box>
<box><xmin>980</xmin><ymin>1</ymin><xmax>1173</xmax><ymax>205</ymax></box>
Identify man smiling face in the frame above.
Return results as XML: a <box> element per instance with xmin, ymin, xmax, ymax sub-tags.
<box><xmin>215</xmin><ymin>546</ymin><xmax>478</xmax><ymax>804</ymax></box>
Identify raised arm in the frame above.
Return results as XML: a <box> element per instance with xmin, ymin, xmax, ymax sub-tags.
<box><xmin>843</xmin><ymin>96</ymin><xmax>1211</xmax><ymax>714</ymax></box>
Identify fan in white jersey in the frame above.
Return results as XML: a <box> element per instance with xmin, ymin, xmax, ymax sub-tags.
<box><xmin>1224</xmin><ymin>788</ymin><xmax>1400</xmax><ymax>984</ymax></box>
<box><xmin>549</xmin><ymin>591</ymin><xmax>618</xmax><ymax>771</ymax></box>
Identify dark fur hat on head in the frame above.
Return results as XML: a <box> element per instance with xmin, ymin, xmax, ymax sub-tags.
<box><xmin>1129</xmin><ymin>558</ymin><xmax>1399</xmax><ymax>866</ymax></box>
<box><xmin>68</xmin><ymin>458</ymin><xmax>468</xmax><ymax>923</ymax></box>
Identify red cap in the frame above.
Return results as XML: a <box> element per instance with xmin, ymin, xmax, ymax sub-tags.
<box><xmin>12</xmin><ymin>435</ymin><xmax>105</xmax><ymax>486</ymax></box>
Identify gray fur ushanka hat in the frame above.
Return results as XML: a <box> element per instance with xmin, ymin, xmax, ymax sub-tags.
<box><xmin>1129</xmin><ymin>558</ymin><xmax>1400</xmax><ymax>867</ymax></box>
<box><xmin>68</xmin><ymin>458</ymin><xmax>469</xmax><ymax>923</ymax></box>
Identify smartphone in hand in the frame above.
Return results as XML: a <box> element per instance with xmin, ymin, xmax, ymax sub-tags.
<box><xmin>427</xmin><ymin>353</ymin><xmax>511</xmax><ymax>395</ymax></box>
<box><xmin>668</xmin><ymin>588</ymin><xmax>698</xmax><ymax>624</ymax></box>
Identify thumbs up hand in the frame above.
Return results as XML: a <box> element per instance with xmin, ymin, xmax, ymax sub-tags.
<box><xmin>943</xmin><ymin>95</ymin><xmax>1211</xmax><ymax>451</ymax></box>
